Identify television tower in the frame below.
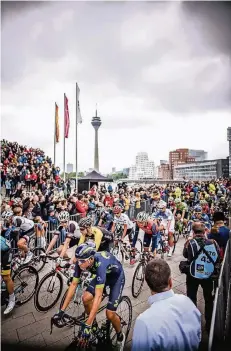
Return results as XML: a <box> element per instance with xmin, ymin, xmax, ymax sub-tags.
<box><xmin>91</xmin><ymin>106</ymin><xmax>102</xmax><ymax>171</ymax></box>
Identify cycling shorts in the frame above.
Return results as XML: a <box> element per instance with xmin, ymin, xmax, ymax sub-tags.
<box><xmin>1</xmin><ymin>250</ymin><xmax>12</xmax><ymax>276</ymax></box>
<box><xmin>143</xmin><ymin>232</ymin><xmax>159</xmax><ymax>250</ymax></box>
<box><xmin>86</xmin><ymin>270</ymin><xmax>125</xmax><ymax>312</ymax></box>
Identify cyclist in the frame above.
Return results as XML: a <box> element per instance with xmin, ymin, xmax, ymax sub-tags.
<box><xmin>153</xmin><ymin>200</ymin><xmax>175</xmax><ymax>257</ymax></box>
<box><xmin>44</xmin><ymin>211</ymin><xmax>80</xmax><ymax>260</ymax></box>
<box><xmin>97</xmin><ymin>207</ymin><xmax>114</xmax><ymax>231</ymax></box>
<box><xmin>111</xmin><ymin>205</ymin><xmax>134</xmax><ymax>245</ymax></box>
<box><xmin>78</xmin><ymin>217</ymin><xmax>113</xmax><ymax>252</ymax></box>
<box><xmin>11</xmin><ymin>206</ymin><xmax>35</xmax><ymax>264</ymax></box>
<box><xmin>173</xmin><ymin>198</ymin><xmax>188</xmax><ymax>232</ymax></box>
<box><xmin>189</xmin><ymin>205</ymin><xmax>211</xmax><ymax>236</ymax></box>
<box><xmin>52</xmin><ymin>243</ymin><xmax>126</xmax><ymax>350</ymax></box>
<box><xmin>0</xmin><ymin>234</ymin><xmax>15</xmax><ymax>314</ymax></box>
<box><xmin>132</xmin><ymin>211</ymin><xmax>158</xmax><ymax>263</ymax></box>
<box><xmin>150</xmin><ymin>190</ymin><xmax>161</xmax><ymax>213</ymax></box>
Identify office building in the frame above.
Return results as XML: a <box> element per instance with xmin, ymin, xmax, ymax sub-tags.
<box><xmin>173</xmin><ymin>158</ymin><xmax>229</xmax><ymax>180</ymax></box>
<box><xmin>129</xmin><ymin>152</ymin><xmax>156</xmax><ymax>179</ymax></box>
<box><xmin>158</xmin><ymin>163</ymin><xmax>171</xmax><ymax>179</ymax></box>
<box><xmin>67</xmin><ymin>163</ymin><xmax>73</xmax><ymax>173</ymax></box>
<box><xmin>188</xmin><ymin>149</ymin><xmax>207</xmax><ymax>161</ymax></box>
<box><xmin>228</xmin><ymin>127</ymin><xmax>231</xmax><ymax>177</ymax></box>
<box><xmin>160</xmin><ymin>160</ymin><xmax>168</xmax><ymax>165</ymax></box>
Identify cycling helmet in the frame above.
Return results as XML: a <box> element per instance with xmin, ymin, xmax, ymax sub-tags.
<box><xmin>219</xmin><ymin>197</ymin><xmax>226</xmax><ymax>203</ymax></box>
<box><xmin>113</xmin><ymin>206</ymin><xmax>122</xmax><ymax>214</ymax></box>
<box><xmin>1</xmin><ymin>211</ymin><xmax>13</xmax><ymax>220</ymax></box>
<box><xmin>157</xmin><ymin>200</ymin><xmax>167</xmax><ymax>209</ymax></box>
<box><xmin>75</xmin><ymin>243</ymin><xmax>96</xmax><ymax>260</ymax></box>
<box><xmin>168</xmin><ymin>196</ymin><xmax>174</xmax><ymax>202</ymax></box>
<box><xmin>194</xmin><ymin>206</ymin><xmax>202</xmax><ymax>213</ymax></box>
<box><xmin>78</xmin><ymin>217</ymin><xmax>92</xmax><ymax>228</ymax></box>
<box><xmin>82</xmin><ymin>190</ymin><xmax>88</xmax><ymax>196</ymax></box>
<box><xmin>136</xmin><ymin>211</ymin><xmax>149</xmax><ymax>222</ymax></box>
<box><xmin>200</xmin><ymin>200</ymin><xmax>207</xmax><ymax>205</ymax></box>
<box><xmin>190</xmin><ymin>192</ymin><xmax>194</xmax><ymax>197</ymax></box>
<box><xmin>217</xmin><ymin>190</ymin><xmax>222</xmax><ymax>197</ymax></box>
<box><xmin>58</xmin><ymin>211</ymin><xmax>70</xmax><ymax>222</ymax></box>
<box><xmin>175</xmin><ymin>198</ymin><xmax>181</xmax><ymax>204</ymax></box>
<box><xmin>13</xmin><ymin>198</ymin><xmax>21</xmax><ymax>205</ymax></box>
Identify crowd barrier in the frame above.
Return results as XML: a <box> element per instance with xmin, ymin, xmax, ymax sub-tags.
<box><xmin>208</xmin><ymin>237</ymin><xmax>231</xmax><ymax>351</ymax></box>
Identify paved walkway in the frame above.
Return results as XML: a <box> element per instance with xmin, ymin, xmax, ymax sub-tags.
<box><xmin>1</xmin><ymin>235</ymin><xmax>207</xmax><ymax>350</ymax></box>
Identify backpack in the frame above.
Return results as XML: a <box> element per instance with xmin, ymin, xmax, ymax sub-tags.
<box><xmin>189</xmin><ymin>239</ymin><xmax>218</xmax><ymax>279</ymax></box>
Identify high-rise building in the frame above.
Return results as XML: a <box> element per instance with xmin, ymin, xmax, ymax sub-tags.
<box><xmin>227</xmin><ymin>127</ymin><xmax>231</xmax><ymax>177</ymax></box>
<box><xmin>160</xmin><ymin>160</ymin><xmax>168</xmax><ymax>165</ymax></box>
<box><xmin>91</xmin><ymin>108</ymin><xmax>102</xmax><ymax>171</ymax></box>
<box><xmin>158</xmin><ymin>163</ymin><xmax>171</xmax><ymax>179</ymax></box>
<box><xmin>188</xmin><ymin>149</ymin><xmax>207</xmax><ymax>161</ymax></box>
<box><xmin>67</xmin><ymin>163</ymin><xmax>73</xmax><ymax>173</ymax></box>
<box><xmin>129</xmin><ymin>152</ymin><xmax>155</xmax><ymax>179</ymax></box>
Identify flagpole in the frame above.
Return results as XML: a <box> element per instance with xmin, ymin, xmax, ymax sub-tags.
<box><xmin>63</xmin><ymin>94</ymin><xmax>66</xmax><ymax>182</ymax></box>
<box><xmin>54</xmin><ymin>103</ymin><xmax>56</xmax><ymax>166</ymax></box>
<box><xmin>75</xmin><ymin>83</ymin><xmax>78</xmax><ymax>193</ymax></box>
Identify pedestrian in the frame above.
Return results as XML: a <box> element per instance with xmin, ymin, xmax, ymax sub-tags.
<box><xmin>181</xmin><ymin>222</ymin><xmax>220</xmax><ymax>333</ymax></box>
<box><xmin>132</xmin><ymin>259</ymin><xmax>201</xmax><ymax>351</ymax></box>
<box><xmin>5</xmin><ymin>178</ymin><xmax>12</xmax><ymax>197</ymax></box>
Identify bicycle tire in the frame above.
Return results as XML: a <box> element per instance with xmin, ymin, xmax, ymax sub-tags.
<box><xmin>131</xmin><ymin>262</ymin><xmax>145</xmax><ymax>298</ymax></box>
<box><xmin>110</xmin><ymin>295</ymin><xmax>133</xmax><ymax>345</ymax></box>
<box><xmin>60</xmin><ymin>287</ymin><xmax>86</xmax><ymax>323</ymax></box>
<box><xmin>136</xmin><ymin>238</ymin><xmax>143</xmax><ymax>253</ymax></box>
<box><xmin>12</xmin><ymin>265</ymin><xmax>39</xmax><ymax>305</ymax></box>
<box><xmin>31</xmin><ymin>247</ymin><xmax>46</xmax><ymax>273</ymax></box>
<box><xmin>175</xmin><ymin>230</ymin><xmax>180</xmax><ymax>243</ymax></box>
<box><xmin>34</xmin><ymin>270</ymin><xmax>63</xmax><ymax>312</ymax></box>
<box><xmin>172</xmin><ymin>233</ymin><xmax>176</xmax><ymax>254</ymax></box>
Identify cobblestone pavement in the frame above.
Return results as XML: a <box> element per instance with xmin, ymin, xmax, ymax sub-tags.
<box><xmin>1</xmin><ymin>234</ymin><xmax>208</xmax><ymax>350</ymax></box>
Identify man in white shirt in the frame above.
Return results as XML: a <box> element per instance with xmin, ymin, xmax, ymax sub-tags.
<box><xmin>132</xmin><ymin>259</ymin><xmax>201</xmax><ymax>351</ymax></box>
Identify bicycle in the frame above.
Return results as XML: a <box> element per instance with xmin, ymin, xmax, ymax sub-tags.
<box><xmin>51</xmin><ymin>295</ymin><xmax>132</xmax><ymax>351</ymax></box>
<box><xmin>34</xmin><ymin>255</ymin><xmax>73</xmax><ymax>312</ymax></box>
<box><xmin>174</xmin><ymin>219</ymin><xmax>183</xmax><ymax>243</ymax></box>
<box><xmin>111</xmin><ymin>225</ymin><xmax>143</xmax><ymax>265</ymax></box>
<box><xmin>156</xmin><ymin>229</ymin><xmax>176</xmax><ymax>259</ymax></box>
<box><xmin>1</xmin><ymin>249</ymin><xmax>39</xmax><ymax>308</ymax></box>
<box><xmin>131</xmin><ymin>251</ymin><xmax>152</xmax><ymax>298</ymax></box>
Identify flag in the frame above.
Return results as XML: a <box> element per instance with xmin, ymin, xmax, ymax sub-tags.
<box><xmin>76</xmin><ymin>83</ymin><xmax>82</xmax><ymax>124</ymax></box>
<box><xmin>55</xmin><ymin>103</ymin><xmax>60</xmax><ymax>143</ymax></box>
<box><xmin>64</xmin><ymin>94</ymin><xmax>70</xmax><ymax>138</ymax></box>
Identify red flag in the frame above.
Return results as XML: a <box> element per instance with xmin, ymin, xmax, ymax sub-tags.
<box><xmin>64</xmin><ymin>94</ymin><xmax>70</xmax><ymax>138</ymax></box>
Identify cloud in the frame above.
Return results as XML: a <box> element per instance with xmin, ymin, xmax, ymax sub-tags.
<box><xmin>1</xmin><ymin>1</ymin><xmax>231</xmax><ymax>173</ymax></box>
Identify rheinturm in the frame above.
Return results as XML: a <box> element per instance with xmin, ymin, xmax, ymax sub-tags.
<box><xmin>91</xmin><ymin>108</ymin><xmax>102</xmax><ymax>171</ymax></box>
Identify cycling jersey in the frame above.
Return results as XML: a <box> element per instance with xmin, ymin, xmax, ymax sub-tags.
<box><xmin>153</xmin><ymin>209</ymin><xmax>175</xmax><ymax>232</ymax></box>
<box><xmin>0</xmin><ymin>236</ymin><xmax>11</xmax><ymax>252</ymax></box>
<box><xmin>12</xmin><ymin>216</ymin><xmax>34</xmax><ymax>234</ymax></box>
<box><xmin>191</xmin><ymin>214</ymin><xmax>211</xmax><ymax>230</ymax></box>
<box><xmin>175</xmin><ymin>203</ymin><xmax>188</xmax><ymax>213</ymax></box>
<box><xmin>113</xmin><ymin>213</ymin><xmax>133</xmax><ymax>230</ymax></box>
<box><xmin>58</xmin><ymin>221</ymin><xmax>81</xmax><ymax>247</ymax></box>
<box><xmin>78</xmin><ymin>226</ymin><xmax>103</xmax><ymax>251</ymax></box>
<box><xmin>138</xmin><ymin>219</ymin><xmax>156</xmax><ymax>236</ymax></box>
<box><xmin>73</xmin><ymin>251</ymin><xmax>125</xmax><ymax>311</ymax></box>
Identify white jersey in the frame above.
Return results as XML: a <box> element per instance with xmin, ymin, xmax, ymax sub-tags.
<box><xmin>68</xmin><ymin>220</ymin><xmax>81</xmax><ymax>239</ymax></box>
<box><xmin>154</xmin><ymin>209</ymin><xmax>175</xmax><ymax>232</ymax></box>
<box><xmin>113</xmin><ymin>213</ymin><xmax>133</xmax><ymax>230</ymax></box>
<box><xmin>13</xmin><ymin>216</ymin><xmax>34</xmax><ymax>233</ymax></box>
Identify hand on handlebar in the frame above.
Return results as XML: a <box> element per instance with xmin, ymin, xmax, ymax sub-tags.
<box><xmin>78</xmin><ymin>322</ymin><xmax>92</xmax><ymax>347</ymax></box>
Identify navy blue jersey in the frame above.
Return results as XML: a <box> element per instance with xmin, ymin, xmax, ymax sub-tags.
<box><xmin>74</xmin><ymin>251</ymin><xmax>123</xmax><ymax>288</ymax></box>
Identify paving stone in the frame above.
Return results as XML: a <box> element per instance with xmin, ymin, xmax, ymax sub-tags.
<box><xmin>46</xmin><ymin>335</ymin><xmax>73</xmax><ymax>349</ymax></box>
<box><xmin>1</xmin><ymin>329</ymin><xmax>19</xmax><ymax>344</ymax></box>
<box><xmin>1</xmin><ymin>312</ymin><xmax>35</xmax><ymax>333</ymax></box>
<box><xmin>21</xmin><ymin>333</ymin><xmax>46</xmax><ymax>347</ymax></box>
<box><xmin>17</xmin><ymin>316</ymin><xmax>51</xmax><ymax>341</ymax></box>
<box><xmin>42</xmin><ymin>326</ymin><xmax>74</xmax><ymax>345</ymax></box>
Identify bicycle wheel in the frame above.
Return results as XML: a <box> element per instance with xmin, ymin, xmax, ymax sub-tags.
<box><xmin>175</xmin><ymin>229</ymin><xmax>180</xmax><ymax>243</ymax></box>
<box><xmin>110</xmin><ymin>296</ymin><xmax>132</xmax><ymax>346</ymax></box>
<box><xmin>131</xmin><ymin>262</ymin><xmax>145</xmax><ymax>298</ymax></box>
<box><xmin>12</xmin><ymin>265</ymin><xmax>39</xmax><ymax>305</ymax></box>
<box><xmin>29</xmin><ymin>235</ymin><xmax>36</xmax><ymax>251</ymax></box>
<box><xmin>31</xmin><ymin>248</ymin><xmax>46</xmax><ymax>273</ymax></box>
<box><xmin>135</xmin><ymin>238</ymin><xmax>143</xmax><ymax>253</ymax></box>
<box><xmin>60</xmin><ymin>287</ymin><xmax>86</xmax><ymax>323</ymax></box>
<box><xmin>34</xmin><ymin>270</ymin><xmax>63</xmax><ymax>312</ymax></box>
<box><xmin>111</xmin><ymin>244</ymin><xmax>124</xmax><ymax>265</ymax></box>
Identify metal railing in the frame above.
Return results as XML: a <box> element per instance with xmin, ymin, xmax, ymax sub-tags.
<box><xmin>208</xmin><ymin>237</ymin><xmax>231</xmax><ymax>351</ymax></box>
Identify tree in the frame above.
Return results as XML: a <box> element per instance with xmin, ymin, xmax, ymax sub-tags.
<box><xmin>109</xmin><ymin>172</ymin><xmax>128</xmax><ymax>181</ymax></box>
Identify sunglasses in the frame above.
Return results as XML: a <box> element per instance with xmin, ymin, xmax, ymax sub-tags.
<box><xmin>78</xmin><ymin>258</ymin><xmax>89</xmax><ymax>265</ymax></box>
<box><xmin>79</xmin><ymin>227</ymin><xmax>88</xmax><ymax>231</ymax></box>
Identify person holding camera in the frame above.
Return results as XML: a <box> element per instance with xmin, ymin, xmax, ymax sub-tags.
<box><xmin>181</xmin><ymin>222</ymin><xmax>220</xmax><ymax>333</ymax></box>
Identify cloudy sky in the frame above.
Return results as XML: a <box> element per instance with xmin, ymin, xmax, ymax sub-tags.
<box><xmin>2</xmin><ymin>1</ymin><xmax>231</xmax><ymax>174</ymax></box>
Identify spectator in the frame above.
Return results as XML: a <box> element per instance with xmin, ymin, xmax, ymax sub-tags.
<box><xmin>5</xmin><ymin>178</ymin><xmax>12</xmax><ymax>197</ymax></box>
<box><xmin>76</xmin><ymin>195</ymin><xmax>87</xmax><ymax>217</ymax></box>
<box><xmin>208</xmin><ymin>211</ymin><xmax>230</xmax><ymax>259</ymax></box>
<box><xmin>132</xmin><ymin>259</ymin><xmax>201</xmax><ymax>351</ymax></box>
<box><xmin>182</xmin><ymin>222</ymin><xmax>220</xmax><ymax>333</ymax></box>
